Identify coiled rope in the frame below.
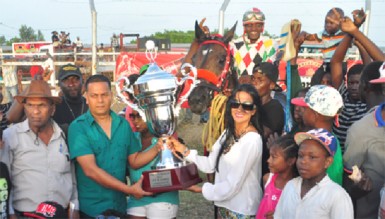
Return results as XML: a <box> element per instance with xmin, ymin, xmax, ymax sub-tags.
<box><xmin>202</xmin><ymin>94</ymin><xmax>228</xmax><ymax>152</ymax></box>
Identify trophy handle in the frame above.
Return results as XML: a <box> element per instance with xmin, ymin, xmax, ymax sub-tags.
<box><xmin>174</xmin><ymin>63</ymin><xmax>198</xmax><ymax>115</ymax></box>
<box><xmin>115</xmin><ymin>76</ymin><xmax>146</xmax><ymax>120</ymax></box>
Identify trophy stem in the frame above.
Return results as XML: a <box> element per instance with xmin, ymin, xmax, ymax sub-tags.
<box><xmin>155</xmin><ymin>137</ymin><xmax>176</xmax><ymax>169</ymax></box>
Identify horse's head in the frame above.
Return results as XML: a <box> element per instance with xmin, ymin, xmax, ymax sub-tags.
<box><xmin>187</xmin><ymin>21</ymin><xmax>237</xmax><ymax>114</ymax></box>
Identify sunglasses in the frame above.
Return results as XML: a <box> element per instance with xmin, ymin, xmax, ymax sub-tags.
<box><xmin>129</xmin><ymin>113</ymin><xmax>142</xmax><ymax>119</ymax></box>
<box><xmin>230</xmin><ymin>100</ymin><xmax>255</xmax><ymax>111</ymax></box>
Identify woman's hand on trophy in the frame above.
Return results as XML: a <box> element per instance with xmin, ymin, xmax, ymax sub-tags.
<box><xmin>165</xmin><ymin>137</ymin><xmax>186</xmax><ymax>154</ymax></box>
<box><xmin>185</xmin><ymin>184</ymin><xmax>202</xmax><ymax>193</ymax></box>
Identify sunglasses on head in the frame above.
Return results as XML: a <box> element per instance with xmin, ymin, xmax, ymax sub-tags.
<box><xmin>230</xmin><ymin>100</ymin><xmax>255</xmax><ymax>111</ymax></box>
<box><xmin>129</xmin><ymin>113</ymin><xmax>142</xmax><ymax>119</ymax></box>
<box><xmin>243</xmin><ymin>12</ymin><xmax>265</xmax><ymax>23</ymax></box>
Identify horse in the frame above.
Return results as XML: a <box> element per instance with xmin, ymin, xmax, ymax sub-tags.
<box><xmin>185</xmin><ymin>21</ymin><xmax>238</xmax><ymax>115</ymax></box>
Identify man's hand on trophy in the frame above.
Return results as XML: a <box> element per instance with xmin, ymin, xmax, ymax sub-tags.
<box><xmin>155</xmin><ymin>138</ymin><xmax>165</xmax><ymax>151</ymax></box>
<box><xmin>130</xmin><ymin>176</ymin><xmax>153</xmax><ymax>199</ymax></box>
<box><xmin>185</xmin><ymin>184</ymin><xmax>202</xmax><ymax>193</ymax></box>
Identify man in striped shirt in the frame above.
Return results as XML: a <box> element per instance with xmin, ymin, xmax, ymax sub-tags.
<box><xmin>303</xmin><ymin>8</ymin><xmax>345</xmax><ymax>63</ymax></box>
<box><xmin>332</xmin><ymin>65</ymin><xmax>367</xmax><ymax>153</ymax></box>
<box><xmin>330</xmin><ymin>9</ymin><xmax>368</xmax><ymax>153</ymax></box>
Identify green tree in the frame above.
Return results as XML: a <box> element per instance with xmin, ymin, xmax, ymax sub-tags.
<box><xmin>17</xmin><ymin>25</ymin><xmax>45</xmax><ymax>42</ymax></box>
<box><xmin>19</xmin><ymin>25</ymin><xmax>36</xmax><ymax>42</ymax></box>
<box><xmin>6</xmin><ymin>37</ymin><xmax>21</xmax><ymax>46</ymax></box>
<box><xmin>37</xmin><ymin>30</ymin><xmax>45</xmax><ymax>41</ymax></box>
<box><xmin>132</xmin><ymin>28</ymin><xmax>239</xmax><ymax>44</ymax></box>
<box><xmin>0</xmin><ymin>35</ymin><xmax>6</xmax><ymax>46</ymax></box>
<box><xmin>151</xmin><ymin>30</ymin><xmax>195</xmax><ymax>43</ymax></box>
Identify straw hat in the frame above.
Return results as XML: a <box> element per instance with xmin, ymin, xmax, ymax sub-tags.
<box><xmin>15</xmin><ymin>80</ymin><xmax>62</xmax><ymax>104</ymax></box>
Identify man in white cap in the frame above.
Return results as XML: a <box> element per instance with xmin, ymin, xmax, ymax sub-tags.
<box><xmin>291</xmin><ymin>84</ymin><xmax>344</xmax><ymax>185</ymax></box>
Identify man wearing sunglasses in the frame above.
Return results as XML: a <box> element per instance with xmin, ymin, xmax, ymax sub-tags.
<box><xmin>230</xmin><ymin>8</ymin><xmax>279</xmax><ymax>77</ymax></box>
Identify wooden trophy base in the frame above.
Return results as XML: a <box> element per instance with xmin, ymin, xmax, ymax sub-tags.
<box><xmin>142</xmin><ymin>163</ymin><xmax>202</xmax><ymax>193</ymax></box>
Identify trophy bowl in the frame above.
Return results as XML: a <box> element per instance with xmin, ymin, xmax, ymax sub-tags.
<box><xmin>127</xmin><ymin>62</ymin><xmax>202</xmax><ymax>193</ymax></box>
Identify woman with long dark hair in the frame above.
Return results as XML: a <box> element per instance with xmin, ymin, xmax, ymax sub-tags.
<box><xmin>167</xmin><ymin>84</ymin><xmax>264</xmax><ymax>218</ymax></box>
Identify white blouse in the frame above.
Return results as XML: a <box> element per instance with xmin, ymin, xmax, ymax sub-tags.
<box><xmin>186</xmin><ymin>131</ymin><xmax>263</xmax><ymax>215</ymax></box>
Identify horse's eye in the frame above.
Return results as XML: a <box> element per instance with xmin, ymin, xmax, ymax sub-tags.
<box><xmin>218</xmin><ymin>55</ymin><xmax>226</xmax><ymax>64</ymax></box>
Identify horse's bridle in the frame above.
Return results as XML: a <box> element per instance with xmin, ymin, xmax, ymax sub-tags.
<box><xmin>195</xmin><ymin>38</ymin><xmax>232</xmax><ymax>91</ymax></box>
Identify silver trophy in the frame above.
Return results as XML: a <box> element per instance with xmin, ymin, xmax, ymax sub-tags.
<box><xmin>116</xmin><ymin>42</ymin><xmax>201</xmax><ymax>192</ymax></box>
<box><xmin>132</xmin><ymin>62</ymin><xmax>196</xmax><ymax>168</ymax></box>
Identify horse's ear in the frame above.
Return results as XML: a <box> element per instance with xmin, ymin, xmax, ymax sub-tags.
<box><xmin>195</xmin><ymin>20</ymin><xmax>206</xmax><ymax>42</ymax></box>
<box><xmin>223</xmin><ymin>21</ymin><xmax>237</xmax><ymax>44</ymax></box>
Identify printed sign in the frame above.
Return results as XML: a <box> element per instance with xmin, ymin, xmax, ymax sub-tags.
<box><xmin>114</xmin><ymin>52</ymin><xmax>185</xmax><ymax>80</ymax></box>
<box><xmin>12</xmin><ymin>41</ymin><xmax>52</xmax><ymax>57</ymax></box>
<box><xmin>149</xmin><ymin>171</ymin><xmax>172</xmax><ymax>188</ymax></box>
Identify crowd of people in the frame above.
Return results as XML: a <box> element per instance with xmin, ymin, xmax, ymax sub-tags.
<box><xmin>0</xmin><ymin>5</ymin><xmax>384</xmax><ymax>219</ymax></box>
<box><xmin>51</xmin><ymin>31</ymin><xmax>85</xmax><ymax>52</ymax></box>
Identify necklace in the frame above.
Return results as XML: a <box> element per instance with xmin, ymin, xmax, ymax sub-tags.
<box><xmin>64</xmin><ymin>97</ymin><xmax>84</xmax><ymax>119</ymax></box>
<box><xmin>223</xmin><ymin>125</ymin><xmax>250</xmax><ymax>154</ymax></box>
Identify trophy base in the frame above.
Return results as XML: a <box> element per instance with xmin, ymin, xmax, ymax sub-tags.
<box><xmin>142</xmin><ymin>163</ymin><xmax>202</xmax><ymax>193</ymax></box>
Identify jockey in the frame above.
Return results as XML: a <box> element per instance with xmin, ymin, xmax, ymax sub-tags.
<box><xmin>230</xmin><ymin>8</ymin><xmax>279</xmax><ymax>77</ymax></box>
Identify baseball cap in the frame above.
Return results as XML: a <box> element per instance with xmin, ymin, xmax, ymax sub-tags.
<box><xmin>253</xmin><ymin>62</ymin><xmax>282</xmax><ymax>92</ymax></box>
<box><xmin>23</xmin><ymin>201</ymin><xmax>67</xmax><ymax>218</ymax></box>
<box><xmin>58</xmin><ymin>64</ymin><xmax>82</xmax><ymax>81</ymax></box>
<box><xmin>369</xmin><ymin>62</ymin><xmax>385</xmax><ymax>83</ymax></box>
<box><xmin>295</xmin><ymin>128</ymin><xmax>337</xmax><ymax>156</ymax></box>
<box><xmin>291</xmin><ymin>85</ymin><xmax>343</xmax><ymax>117</ymax></box>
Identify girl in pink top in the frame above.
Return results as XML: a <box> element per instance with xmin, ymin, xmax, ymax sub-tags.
<box><xmin>256</xmin><ymin>135</ymin><xmax>298</xmax><ymax>219</ymax></box>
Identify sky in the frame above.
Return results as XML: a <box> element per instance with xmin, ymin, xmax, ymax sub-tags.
<box><xmin>1</xmin><ymin>0</ymin><xmax>385</xmax><ymax>47</ymax></box>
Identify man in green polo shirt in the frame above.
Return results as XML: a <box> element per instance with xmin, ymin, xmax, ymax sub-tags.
<box><xmin>68</xmin><ymin>74</ymin><xmax>152</xmax><ymax>217</ymax></box>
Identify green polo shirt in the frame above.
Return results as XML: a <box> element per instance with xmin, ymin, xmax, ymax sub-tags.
<box><xmin>68</xmin><ymin>110</ymin><xmax>139</xmax><ymax>217</ymax></box>
<box><xmin>326</xmin><ymin>134</ymin><xmax>343</xmax><ymax>185</ymax></box>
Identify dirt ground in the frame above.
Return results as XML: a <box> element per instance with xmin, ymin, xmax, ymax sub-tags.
<box><xmin>176</xmin><ymin>111</ymin><xmax>215</xmax><ymax>218</ymax></box>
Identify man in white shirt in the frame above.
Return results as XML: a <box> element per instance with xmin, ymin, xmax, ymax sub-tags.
<box><xmin>74</xmin><ymin>36</ymin><xmax>83</xmax><ymax>52</ymax></box>
<box><xmin>0</xmin><ymin>80</ymin><xmax>79</xmax><ymax>217</ymax></box>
